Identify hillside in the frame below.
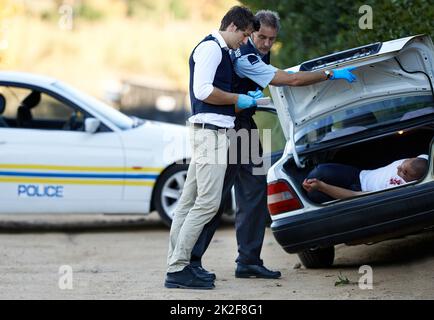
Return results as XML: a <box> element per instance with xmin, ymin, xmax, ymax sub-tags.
<box><xmin>0</xmin><ymin>0</ymin><xmax>238</xmax><ymax>97</ymax></box>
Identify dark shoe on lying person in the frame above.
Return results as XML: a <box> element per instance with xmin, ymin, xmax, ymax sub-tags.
<box><xmin>235</xmin><ymin>263</ymin><xmax>281</xmax><ymax>279</ymax></box>
<box><xmin>165</xmin><ymin>265</ymin><xmax>215</xmax><ymax>289</ymax></box>
<box><xmin>191</xmin><ymin>265</ymin><xmax>216</xmax><ymax>282</ymax></box>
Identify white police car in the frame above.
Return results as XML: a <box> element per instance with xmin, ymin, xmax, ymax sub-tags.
<box><xmin>0</xmin><ymin>71</ymin><xmax>193</xmax><ymax>226</ymax></box>
<box><xmin>268</xmin><ymin>35</ymin><xmax>434</xmax><ymax>267</ymax></box>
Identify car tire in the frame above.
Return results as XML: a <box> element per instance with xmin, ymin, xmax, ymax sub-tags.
<box><xmin>153</xmin><ymin>163</ymin><xmax>189</xmax><ymax>227</ymax></box>
<box><xmin>297</xmin><ymin>246</ymin><xmax>335</xmax><ymax>268</ymax></box>
<box><xmin>153</xmin><ymin>163</ymin><xmax>236</xmax><ymax>228</ymax></box>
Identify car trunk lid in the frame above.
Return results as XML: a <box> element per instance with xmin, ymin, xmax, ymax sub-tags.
<box><xmin>269</xmin><ymin>35</ymin><xmax>434</xmax><ymax>167</ymax></box>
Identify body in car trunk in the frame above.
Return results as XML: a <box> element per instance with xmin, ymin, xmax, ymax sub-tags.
<box><xmin>283</xmin><ymin>124</ymin><xmax>434</xmax><ymax>201</ymax></box>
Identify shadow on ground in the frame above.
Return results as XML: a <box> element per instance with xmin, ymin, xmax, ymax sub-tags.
<box><xmin>0</xmin><ymin>211</ymin><xmax>235</xmax><ymax>234</ymax></box>
<box><xmin>0</xmin><ymin>212</ymin><xmax>167</xmax><ymax>233</ymax></box>
<box><xmin>333</xmin><ymin>229</ymin><xmax>434</xmax><ymax>268</ymax></box>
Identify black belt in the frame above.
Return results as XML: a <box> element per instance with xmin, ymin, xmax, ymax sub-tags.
<box><xmin>192</xmin><ymin>123</ymin><xmax>228</xmax><ymax>131</ymax></box>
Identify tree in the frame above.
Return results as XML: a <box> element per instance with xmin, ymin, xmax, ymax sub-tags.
<box><xmin>240</xmin><ymin>0</ymin><xmax>434</xmax><ymax>68</ymax></box>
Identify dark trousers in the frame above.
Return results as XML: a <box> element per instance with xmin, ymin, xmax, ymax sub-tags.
<box><xmin>306</xmin><ymin>163</ymin><xmax>362</xmax><ymax>203</ymax></box>
<box><xmin>190</xmin><ymin>116</ymin><xmax>268</xmax><ymax>266</ymax></box>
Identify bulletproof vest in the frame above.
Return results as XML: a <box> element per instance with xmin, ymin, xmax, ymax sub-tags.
<box><xmin>189</xmin><ymin>35</ymin><xmax>235</xmax><ymax>116</ymax></box>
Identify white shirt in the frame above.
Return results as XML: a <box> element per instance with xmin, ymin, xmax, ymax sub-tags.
<box><xmin>359</xmin><ymin>154</ymin><xmax>428</xmax><ymax>192</ymax></box>
<box><xmin>188</xmin><ymin>30</ymin><xmax>235</xmax><ymax>128</ymax></box>
<box><xmin>360</xmin><ymin>160</ymin><xmax>406</xmax><ymax>192</ymax></box>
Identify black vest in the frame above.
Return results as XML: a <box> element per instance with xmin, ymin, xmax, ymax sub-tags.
<box><xmin>189</xmin><ymin>35</ymin><xmax>235</xmax><ymax>116</ymax></box>
<box><xmin>232</xmin><ymin>40</ymin><xmax>271</xmax><ymax>120</ymax></box>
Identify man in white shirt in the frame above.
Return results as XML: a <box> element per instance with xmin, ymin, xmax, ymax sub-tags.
<box><xmin>302</xmin><ymin>155</ymin><xmax>429</xmax><ymax>202</ymax></box>
<box><xmin>165</xmin><ymin>6</ymin><xmax>258</xmax><ymax>290</ymax></box>
<box><xmin>190</xmin><ymin>10</ymin><xmax>357</xmax><ymax>281</ymax></box>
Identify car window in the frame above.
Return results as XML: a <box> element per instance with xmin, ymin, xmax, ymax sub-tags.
<box><xmin>54</xmin><ymin>81</ymin><xmax>134</xmax><ymax>130</ymax></box>
<box><xmin>295</xmin><ymin>95</ymin><xmax>434</xmax><ymax>146</ymax></box>
<box><xmin>0</xmin><ymin>85</ymin><xmax>86</xmax><ymax>131</ymax></box>
<box><xmin>253</xmin><ymin>109</ymin><xmax>286</xmax><ymax>154</ymax></box>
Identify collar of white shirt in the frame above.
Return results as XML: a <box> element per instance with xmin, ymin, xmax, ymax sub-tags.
<box><xmin>211</xmin><ymin>30</ymin><xmax>228</xmax><ymax>50</ymax></box>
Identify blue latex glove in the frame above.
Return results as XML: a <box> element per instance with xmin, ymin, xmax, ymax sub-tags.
<box><xmin>247</xmin><ymin>88</ymin><xmax>264</xmax><ymax>99</ymax></box>
<box><xmin>237</xmin><ymin>94</ymin><xmax>257</xmax><ymax>109</ymax></box>
<box><xmin>330</xmin><ymin>67</ymin><xmax>357</xmax><ymax>83</ymax></box>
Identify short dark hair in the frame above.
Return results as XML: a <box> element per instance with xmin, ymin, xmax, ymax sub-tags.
<box><xmin>255</xmin><ymin>10</ymin><xmax>281</xmax><ymax>32</ymax></box>
<box><xmin>219</xmin><ymin>6</ymin><xmax>256</xmax><ymax>32</ymax></box>
<box><xmin>410</xmin><ymin>158</ymin><xmax>428</xmax><ymax>180</ymax></box>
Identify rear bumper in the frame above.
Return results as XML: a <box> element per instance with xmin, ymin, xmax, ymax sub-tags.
<box><xmin>271</xmin><ymin>182</ymin><xmax>434</xmax><ymax>253</ymax></box>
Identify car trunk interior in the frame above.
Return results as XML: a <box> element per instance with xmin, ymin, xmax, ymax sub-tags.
<box><xmin>283</xmin><ymin>124</ymin><xmax>434</xmax><ymax>200</ymax></box>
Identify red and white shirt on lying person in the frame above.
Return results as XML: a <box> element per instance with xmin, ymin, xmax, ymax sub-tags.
<box><xmin>359</xmin><ymin>154</ymin><xmax>428</xmax><ymax>192</ymax></box>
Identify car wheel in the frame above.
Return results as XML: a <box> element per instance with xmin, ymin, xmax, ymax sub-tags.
<box><xmin>297</xmin><ymin>246</ymin><xmax>335</xmax><ymax>268</ymax></box>
<box><xmin>154</xmin><ymin>163</ymin><xmax>188</xmax><ymax>227</ymax></box>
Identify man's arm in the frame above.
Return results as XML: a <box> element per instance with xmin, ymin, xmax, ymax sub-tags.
<box><xmin>203</xmin><ymin>87</ymin><xmax>238</xmax><ymax>105</ymax></box>
<box><xmin>270</xmin><ymin>70</ymin><xmax>327</xmax><ymax>86</ymax></box>
<box><xmin>193</xmin><ymin>41</ymin><xmax>254</xmax><ymax>108</ymax></box>
<box><xmin>193</xmin><ymin>40</ymin><xmax>239</xmax><ymax>105</ymax></box>
<box><xmin>235</xmin><ymin>53</ymin><xmax>356</xmax><ymax>88</ymax></box>
<box><xmin>302</xmin><ymin>178</ymin><xmax>364</xmax><ymax>199</ymax></box>
<box><xmin>234</xmin><ymin>54</ymin><xmax>327</xmax><ymax>87</ymax></box>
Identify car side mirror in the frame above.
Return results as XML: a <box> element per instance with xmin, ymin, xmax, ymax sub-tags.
<box><xmin>84</xmin><ymin>118</ymin><xmax>100</xmax><ymax>134</ymax></box>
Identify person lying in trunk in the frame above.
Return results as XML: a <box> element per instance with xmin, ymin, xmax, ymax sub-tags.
<box><xmin>302</xmin><ymin>155</ymin><xmax>429</xmax><ymax>203</ymax></box>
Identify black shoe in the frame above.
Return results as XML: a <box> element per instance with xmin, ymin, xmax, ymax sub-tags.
<box><xmin>191</xmin><ymin>265</ymin><xmax>216</xmax><ymax>281</ymax></box>
<box><xmin>165</xmin><ymin>265</ymin><xmax>215</xmax><ymax>289</ymax></box>
<box><xmin>235</xmin><ymin>263</ymin><xmax>281</xmax><ymax>279</ymax></box>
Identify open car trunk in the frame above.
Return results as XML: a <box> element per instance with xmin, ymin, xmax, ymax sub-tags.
<box><xmin>270</xmin><ymin>35</ymin><xmax>434</xmax><ymax>168</ymax></box>
<box><xmin>283</xmin><ymin>123</ymin><xmax>434</xmax><ymax>201</ymax></box>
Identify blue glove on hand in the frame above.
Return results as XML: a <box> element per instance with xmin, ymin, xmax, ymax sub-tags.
<box><xmin>247</xmin><ymin>89</ymin><xmax>264</xmax><ymax>99</ymax></box>
<box><xmin>330</xmin><ymin>67</ymin><xmax>357</xmax><ymax>83</ymax></box>
<box><xmin>237</xmin><ymin>94</ymin><xmax>257</xmax><ymax>109</ymax></box>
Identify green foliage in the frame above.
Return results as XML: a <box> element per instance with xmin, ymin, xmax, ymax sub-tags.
<box><xmin>125</xmin><ymin>0</ymin><xmax>156</xmax><ymax>18</ymax></box>
<box><xmin>334</xmin><ymin>273</ymin><xmax>351</xmax><ymax>286</ymax></box>
<box><xmin>76</xmin><ymin>3</ymin><xmax>104</xmax><ymax>21</ymax></box>
<box><xmin>240</xmin><ymin>0</ymin><xmax>434</xmax><ymax>68</ymax></box>
<box><xmin>169</xmin><ymin>0</ymin><xmax>189</xmax><ymax>20</ymax></box>
<box><xmin>125</xmin><ymin>0</ymin><xmax>189</xmax><ymax>20</ymax></box>
<box><xmin>39</xmin><ymin>2</ymin><xmax>104</xmax><ymax>23</ymax></box>
<box><xmin>40</xmin><ymin>10</ymin><xmax>57</xmax><ymax>22</ymax></box>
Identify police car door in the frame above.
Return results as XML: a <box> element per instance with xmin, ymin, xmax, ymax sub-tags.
<box><xmin>0</xmin><ymin>86</ymin><xmax>125</xmax><ymax>214</ymax></box>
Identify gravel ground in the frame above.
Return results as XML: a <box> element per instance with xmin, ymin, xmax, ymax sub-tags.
<box><xmin>0</xmin><ymin>212</ymin><xmax>433</xmax><ymax>299</ymax></box>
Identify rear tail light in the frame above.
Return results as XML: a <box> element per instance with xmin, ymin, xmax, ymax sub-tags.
<box><xmin>267</xmin><ymin>180</ymin><xmax>303</xmax><ymax>215</ymax></box>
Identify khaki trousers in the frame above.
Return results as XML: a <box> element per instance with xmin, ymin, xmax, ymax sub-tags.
<box><xmin>167</xmin><ymin>127</ymin><xmax>229</xmax><ymax>272</ymax></box>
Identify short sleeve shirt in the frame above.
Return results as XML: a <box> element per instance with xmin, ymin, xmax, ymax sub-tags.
<box><xmin>232</xmin><ymin>43</ymin><xmax>277</xmax><ymax>88</ymax></box>
<box><xmin>359</xmin><ymin>159</ymin><xmax>407</xmax><ymax>192</ymax></box>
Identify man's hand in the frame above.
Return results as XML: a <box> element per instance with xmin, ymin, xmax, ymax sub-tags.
<box><xmin>247</xmin><ymin>88</ymin><xmax>264</xmax><ymax>99</ymax></box>
<box><xmin>303</xmin><ymin>177</ymin><xmax>363</xmax><ymax>200</ymax></box>
<box><xmin>302</xmin><ymin>178</ymin><xmax>324</xmax><ymax>192</ymax></box>
<box><xmin>237</xmin><ymin>94</ymin><xmax>257</xmax><ymax>109</ymax></box>
<box><xmin>330</xmin><ymin>67</ymin><xmax>357</xmax><ymax>83</ymax></box>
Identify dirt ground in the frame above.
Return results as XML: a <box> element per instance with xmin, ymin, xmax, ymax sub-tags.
<box><xmin>0</xmin><ymin>212</ymin><xmax>433</xmax><ymax>300</ymax></box>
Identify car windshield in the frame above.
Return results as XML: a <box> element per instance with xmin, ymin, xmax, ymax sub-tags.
<box><xmin>295</xmin><ymin>95</ymin><xmax>434</xmax><ymax>146</ymax></box>
<box><xmin>53</xmin><ymin>81</ymin><xmax>134</xmax><ymax>130</ymax></box>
